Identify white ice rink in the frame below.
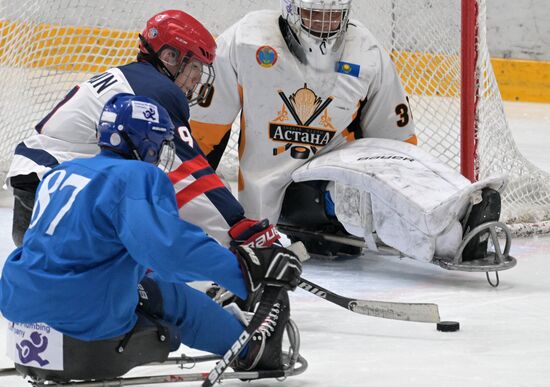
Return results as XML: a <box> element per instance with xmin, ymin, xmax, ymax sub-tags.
<box><xmin>0</xmin><ymin>101</ymin><xmax>548</xmax><ymax>386</ymax></box>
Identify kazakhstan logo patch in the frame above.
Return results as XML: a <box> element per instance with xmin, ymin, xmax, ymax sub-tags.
<box><xmin>336</xmin><ymin>61</ymin><xmax>360</xmax><ymax>77</ymax></box>
<box><xmin>256</xmin><ymin>45</ymin><xmax>278</xmax><ymax>68</ymax></box>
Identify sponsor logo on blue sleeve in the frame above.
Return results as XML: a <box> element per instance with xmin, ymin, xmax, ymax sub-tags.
<box><xmin>336</xmin><ymin>61</ymin><xmax>360</xmax><ymax>77</ymax></box>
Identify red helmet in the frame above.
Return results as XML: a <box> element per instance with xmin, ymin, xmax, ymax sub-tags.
<box><xmin>139</xmin><ymin>10</ymin><xmax>216</xmax><ymax>106</ymax></box>
<box><xmin>140</xmin><ymin>10</ymin><xmax>216</xmax><ymax>65</ymax></box>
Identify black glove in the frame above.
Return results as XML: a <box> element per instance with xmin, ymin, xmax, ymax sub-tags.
<box><xmin>235</xmin><ymin>245</ymin><xmax>302</xmax><ymax>292</ymax></box>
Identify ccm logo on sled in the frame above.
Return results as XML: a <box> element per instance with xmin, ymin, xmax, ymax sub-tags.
<box><xmin>208</xmin><ymin>331</ymin><xmax>250</xmax><ymax>383</ymax></box>
<box><xmin>298</xmin><ymin>282</ymin><xmax>327</xmax><ymax>298</ymax></box>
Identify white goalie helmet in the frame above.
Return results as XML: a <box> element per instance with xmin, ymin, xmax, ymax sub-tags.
<box><xmin>281</xmin><ymin>0</ymin><xmax>351</xmax><ymax>40</ymax></box>
<box><xmin>280</xmin><ymin>0</ymin><xmax>352</xmax><ymax>71</ymax></box>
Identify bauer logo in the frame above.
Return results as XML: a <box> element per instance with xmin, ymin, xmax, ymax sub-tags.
<box><xmin>357</xmin><ymin>155</ymin><xmax>414</xmax><ymax>162</ymax></box>
<box><xmin>256</xmin><ymin>45</ymin><xmax>278</xmax><ymax>68</ymax></box>
<box><xmin>242</xmin><ymin>245</ymin><xmax>260</xmax><ymax>265</ymax></box>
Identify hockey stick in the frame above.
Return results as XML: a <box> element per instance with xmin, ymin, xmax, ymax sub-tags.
<box><xmin>298</xmin><ymin>277</ymin><xmax>440</xmax><ymax>323</ymax></box>
<box><xmin>202</xmin><ymin>285</ymin><xmax>283</xmax><ymax>387</ymax></box>
<box><xmin>285</xmin><ymin>242</ymin><xmax>441</xmax><ymax>323</ymax></box>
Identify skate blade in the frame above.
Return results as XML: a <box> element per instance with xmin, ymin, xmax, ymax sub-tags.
<box><xmin>434</xmin><ymin>253</ymin><xmax>517</xmax><ymax>272</ymax></box>
<box><xmin>435</xmin><ymin>220</ymin><xmax>517</xmax><ymax>272</ymax></box>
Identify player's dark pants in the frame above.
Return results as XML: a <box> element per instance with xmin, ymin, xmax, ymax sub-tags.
<box><xmin>278</xmin><ymin>181</ymin><xmax>362</xmax><ymax>257</ymax></box>
<box><xmin>10</xmin><ymin>173</ymin><xmax>40</xmax><ymax>247</ymax></box>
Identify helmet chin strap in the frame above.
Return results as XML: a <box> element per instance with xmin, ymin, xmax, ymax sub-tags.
<box><xmin>319</xmin><ymin>40</ymin><xmax>327</xmax><ymax>55</ymax></box>
<box><xmin>138</xmin><ymin>34</ymin><xmax>176</xmax><ymax>81</ymax></box>
<box><xmin>279</xmin><ymin>16</ymin><xmax>308</xmax><ymax>65</ymax></box>
<box><xmin>118</xmin><ymin>130</ymin><xmax>143</xmax><ymax>161</ymax></box>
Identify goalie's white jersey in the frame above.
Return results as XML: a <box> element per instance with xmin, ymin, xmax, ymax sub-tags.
<box><xmin>191</xmin><ymin>10</ymin><xmax>416</xmax><ymax>223</ymax></box>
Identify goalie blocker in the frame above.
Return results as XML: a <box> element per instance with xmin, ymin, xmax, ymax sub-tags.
<box><xmin>278</xmin><ymin>138</ymin><xmax>516</xmax><ymax>283</ymax></box>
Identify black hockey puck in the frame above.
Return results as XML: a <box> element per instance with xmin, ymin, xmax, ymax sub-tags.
<box><xmin>436</xmin><ymin>321</ymin><xmax>460</xmax><ymax>332</ymax></box>
<box><xmin>290</xmin><ymin>146</ymin><xmax>310</xmax><ymax>159</ymax></box>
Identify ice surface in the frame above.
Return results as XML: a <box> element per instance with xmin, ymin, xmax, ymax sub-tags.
<box><xmin>0</xmin><ymin>101</ymin><xmax>548</xmax><ymax>386</ymax></box>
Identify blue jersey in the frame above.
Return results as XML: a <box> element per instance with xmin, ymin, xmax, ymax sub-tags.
<box><xmin>0</xmin><ymin>151</ymin><xmax>247</xmax><ymax>340</ymax></box>
<box><xmin>8</xmin><ymin>61</ymin><xmax>244</xmax><ymax>246</ymax></box>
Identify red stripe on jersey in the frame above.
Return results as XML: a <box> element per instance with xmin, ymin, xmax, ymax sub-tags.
<box><xmin>175</xmin><ymin>174</ymin><xmax>226</xmax><ymax>208</ymax></box>
<box><xmin>168</xmin><ymin>155</ymin><xmax>211</xmax><ymax>184</ymax></box>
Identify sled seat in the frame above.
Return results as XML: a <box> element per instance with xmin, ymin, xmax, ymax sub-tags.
<box><xmin>15</xmin><ymin>315</ymin><xmax>179</xmax><ymax>383</ymax></box>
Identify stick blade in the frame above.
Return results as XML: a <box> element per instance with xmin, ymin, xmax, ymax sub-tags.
<box><xmin>348</xmin><ymin>300</ymin><xmax>441</xmax><ymax>323</ymax></box>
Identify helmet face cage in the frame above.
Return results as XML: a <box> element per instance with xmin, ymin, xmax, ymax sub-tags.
<box><xmin>283</xmin><ymin>0</ymin><xmax>351</xmax><ymax>41</ymax></box>
<box><xmin>97</xmin><ymin>94</ymin><xmax>176</xmax><ymax>167</ymax></box>
<box><xmin>158</xmin><ymin>45</ymin><xmax>216</xmax><ymax>106</ymax></box>
<box><xmin>181</xmin><ymin>62</ymin><xmax>215</xmax><ymax>107</ymax></box>
<box><xmin>157</xmin><ymin>141</ymin><xmax>176</xmax><ymax>173</ymax></box>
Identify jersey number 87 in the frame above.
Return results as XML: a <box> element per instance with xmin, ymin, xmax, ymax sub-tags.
<box><xmin>29</xmin><ymin>170</ymin><xmax>91</xmax><ymax>236</ymax></box>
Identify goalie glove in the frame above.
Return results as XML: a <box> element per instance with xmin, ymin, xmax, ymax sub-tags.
<box><xmin>229</xmin><ymin>218</ymin><xmax>281</xmax><ymax>248</ymax></box>
<box><xmin>235</xmin><ymin>245</ymin><xmax>302</xmax><ymax>292</ymax></box>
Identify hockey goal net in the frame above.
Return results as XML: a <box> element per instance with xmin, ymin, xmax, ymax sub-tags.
<box><xmin>1</xmin><ymin>0</ymin><xmax>549</xmax><ymax>234</ymax></box>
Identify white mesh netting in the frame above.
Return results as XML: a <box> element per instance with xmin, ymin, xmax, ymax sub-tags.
<box><xmin>473</xmin><ymin>3</ymin><xmax>550</xmax><ymax>234</ymax></box>
<box><xmin>1</xmin><ymin>0</ymin><xmax>549</xmax><ymax>234</ymax></box>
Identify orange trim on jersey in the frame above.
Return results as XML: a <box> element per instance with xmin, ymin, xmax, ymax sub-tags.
<box><xmin>339</xmin><ymin>128</ymin><xmax>354</xmax><ymax>142</ymax></box>
<box><xmin>404</xmin><ymin>134</ymin><xmax>418</xmax><ymax>145</ymax></box>
<box><xmin>238</xmin><ymin>169</ymin><xmax>245</xmax><ymax>192</ymax></box>
<box><xmin>189</xmin><ymin>120</ymin><xmax>232</xmax><ymax>156</ymax></box>
<box><xmin>346</xmin><ymin>134</ymin><xmax>356</xmax><ymax>142</ymax></box>
<box><xmin>167</xmin><ymin>155</ymin><xmax>211</xmax><ymax>184</ymax></box>
<box><xmin>238</xmin><ymin>83</ymin><xmax>244</xmax><ymax>105</ymax></box>
<box><xmin>175</xmin><ymin>174</ymin><xmax>226</xmax><ymax>208</ymax></box>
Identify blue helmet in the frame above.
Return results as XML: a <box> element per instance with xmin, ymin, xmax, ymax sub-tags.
<box><xmin>97</xmin><ymin>93</ymin><xmax>175</xmax><ymax>166</ymax></box>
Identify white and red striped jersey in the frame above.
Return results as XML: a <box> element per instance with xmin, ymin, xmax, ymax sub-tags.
<box><xmin>8</xmin><ymin>61</ymin><xmax>244</xmax><ymax>245</ymax></box>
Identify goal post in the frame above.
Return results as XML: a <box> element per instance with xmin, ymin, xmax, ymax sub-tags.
<box><xmin>0</xmin><ymin>0</ymin><xmax>549</xmax><ymax>233</ymax></box>
<box><xmin>461</xmin><ymin>0</ymin><xmax>478</xmax><ymax>182</ymax></box>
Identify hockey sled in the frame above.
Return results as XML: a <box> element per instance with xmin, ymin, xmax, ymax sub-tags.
<box><xmin>278</xmin><ymin>221</ymin><xmax>517</xmax><ymax>287</ymax></box>
<box><xmin>3</xmin><ymin>315</ymin><xmax>306</xmax><ymax>386</ymax></box>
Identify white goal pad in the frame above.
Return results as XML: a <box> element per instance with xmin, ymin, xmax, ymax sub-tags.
<box><xmin>292</xmin><ymin>138</ymin><xmax>506</xmax><ymax>261</ymax></box>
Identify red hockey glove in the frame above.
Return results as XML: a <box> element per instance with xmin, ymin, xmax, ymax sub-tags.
<box><xmin>229</xmin><ymin>218</ymin><xmax>281</xmax><ymax>248</ymax></box>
